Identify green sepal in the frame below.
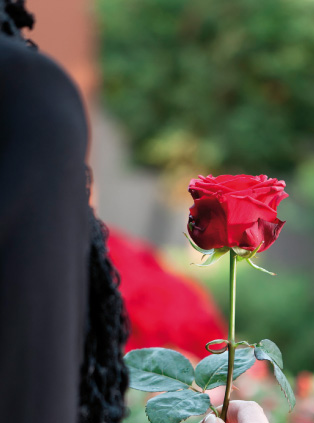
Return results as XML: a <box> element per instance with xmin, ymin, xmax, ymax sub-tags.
<box><xmin>233</xmin><ymin>247</ymin><xmax>253</xmax><ymax>260</ymax></box>
<box><xmin>246</xmin><ymin>258</ymin><xmax>276</xmax><ymax>276</ymax></box>
<box><xmin>194</xmin><ymin>348</ymin><xmax>256</xmax><ymax>391</ymax></box>
<box><xmin>233</xmin><ymin>241</ymin><xmax>264</xmax><ymax>261</ymax></box>
<box><xmin>254</xmin><ymin>341</ymin><xmax>295</xmax><ymax>412</ymax></box>
<box><xmin>145</xmin><ymin>390</ymin><xmax>211</xmax><ymax>423</ymax></box>
<box><xmin>183</xmin><ymin>233</ymin><xmax>214</xmax><ymax>255</ymax></box>
<box><xmin>124</xmin><ymin>348</ymin><xmax>194</xmax><ymax>392</ymax></box>
<box><xmin>193</xmin><ymin>247</ymin><xmax>229</xmax><ymax>267</ymax></box>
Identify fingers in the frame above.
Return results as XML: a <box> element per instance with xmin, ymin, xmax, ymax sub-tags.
<box><xmin>226</xmin><ymin>401</ymin><xmax>269</xmax><ymax>423</ymax></box>
<box><xmin>202</xmin><ymin>401</ymin><xmax>269</xmax><ymax>423</ymax></box>
<box><xmin>202</xmin><ymin>414</ymin><xmax>224</xmax><ymax>423</ymax></box>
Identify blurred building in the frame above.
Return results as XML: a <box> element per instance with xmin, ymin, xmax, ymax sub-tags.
<box><xmin>28</xmin><ymin>0</ymin><xmax>97</xmax><ymax>104</ymax></box>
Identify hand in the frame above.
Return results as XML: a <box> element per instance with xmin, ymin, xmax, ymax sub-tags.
<box><xmin>202</xmin><ymin>401</ymin><xmax>269</xmax><ymax>423</ymax></box>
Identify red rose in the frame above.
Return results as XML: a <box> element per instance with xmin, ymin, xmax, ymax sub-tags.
<box><xmin>188</xmin><ymin>174</ymin><xmax>288</xmax><ymax>253</ymax></box>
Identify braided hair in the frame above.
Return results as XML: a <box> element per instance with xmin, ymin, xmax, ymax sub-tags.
<box><xmin>0</xmin><ymin>4</ymin><xmax>130</xmax><ymax>422</ymax></box>
<box><xmin>0</xmin><ymin>0</ymin><xmax>35</xmax><ymax>46</ymax></box>
<box><xmin>79</xmin><ymin>170</ymin><xmax>129</xmax><ymax>423</ymax></box>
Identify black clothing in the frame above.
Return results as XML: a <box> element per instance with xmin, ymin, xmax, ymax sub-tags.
<box><xmin>0</xmin><ymin>33</ymin><xmax>89</xmax><ymax>423</ymax></box>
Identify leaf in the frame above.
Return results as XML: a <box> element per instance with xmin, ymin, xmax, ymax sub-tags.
<box><xmin>235</xmin><ymin>341</ymin><xmax>256</xmax><ymax>348</ymax></box>
<box><xmin>124</xmin><ymin>348</ymin><xmax>195</xmax><ymax>392</ymax></box>
<box><xmin>183</xmin><ymin>233</ymin><xmax>214</xmax><ymax>255</ymax></box>
<box><xmin>193</xmin><ymin>248</ymin><xmax>229</xmax><ymax>267</ymax></box>
<box><xmin>273</xmin><ymin>366</ymin><xmax>296</xmax><ymax>412</ymax></box>
<box><xmin>146</xmin><ymin>390</ymin><xmax>211</xmax><ymax>423</ymax></box>
<box><xmin>254</xmin><ymin>343</ymin><xmax>295</xmax><ymax>412</ymax></box>
<box><xmin>194</xmin><ymin>348</ymin><xmax>256</xmax><ymax>391</ymax></box>
<box><xmin>246</xmin><ymin>258</ymin><xmax>276</xmax><ymax>276</ymax></box>
<box><xmin>254</xmin><ymin>339</ymin><xmax>283</xmax><ymax>369</ymax></box>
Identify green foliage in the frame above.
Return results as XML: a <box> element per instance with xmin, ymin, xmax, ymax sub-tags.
<box><xmin>146</xmin><ymin>390</ymin><xmax>210</xmax><ymax>423</ymax></box>
<box><xmin>125</xmin><ymin>348</ymin><xmax>194</xmax><ymax>392</ymax></box>
<box><xmin>125</xmin><ymin>345</ymin><xmax>294</xmax><ymax>421</ymax></box>
<box><xmin>194</xmin><ymin>348</ymin><xmax>255</xmax><ymax>390</ymax></box>
<box><xmin>97</xmin><ymin>0</ymin><xmax>314</xmax><ymax>174</ymax></box>
<box><xmin>125</xmin><ymin>347</ymin><xmax>211</xmax><ymax>423</ymax></box>
<box><xmin>255</xmin><ymin>340</ymin><xmax>296</xmax><ymax>411</ymax></box>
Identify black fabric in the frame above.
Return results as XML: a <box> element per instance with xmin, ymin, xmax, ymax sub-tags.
<box><xmin>0</xmin><ymin>34</ymin><xmax>89</xmax><ymax>423</ymax></box>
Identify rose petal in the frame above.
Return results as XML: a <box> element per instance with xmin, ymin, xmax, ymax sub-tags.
<box><xmin>238</xmin><ymin>220</ymin><xmax>262</xmax><ymax>250</ymax></box>
<box><xmin>221</xmin><ymin>176</ymin><xmax>264</xmax><ymax>190</ymax></box>
<box><xmin>221</xmin><ymin>195</ymin><xmax>277</xmax><ymax>226</ymax></box>
<box><xmin>213</xmin><ymin>174</ymin><xmax>261</xmax><ymax>184</ymax></box>
<box><xmin>189</xmin><ymin>182</ymin><xmax>233</xmax><ymax>196</ymax></box>
<box><xmin>188</xmin><ymin>197</ymin><xmax>228</xmax><ymax>250</ymax></box>
<box><xmin>255</xmin><ymin>218</ymin><xmax>286</xmax><ymax>252</ymax></box>
<box><xmin>235</xmin><ymin>218</ymin><xmax>285</xmax><ymax>252</ymax></box>
<box><xmin>231</xmin><ymin>186</ymin><xmax>289</xmax><ymax>210</ymax></box>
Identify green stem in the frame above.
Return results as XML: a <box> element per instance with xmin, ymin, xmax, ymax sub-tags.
<box><xmin>220</xmin><ymin>249</ymin><xmax>237</xmax><ymax>422</ymax></box>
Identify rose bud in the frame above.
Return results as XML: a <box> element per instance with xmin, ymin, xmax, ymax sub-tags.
<box><xmin>188</xmin><ymin>174</ymin><xmax>288</xmax><ymax>253</ymax></box>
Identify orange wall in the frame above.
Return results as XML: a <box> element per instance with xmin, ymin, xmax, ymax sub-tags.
<box><xmin>27</xmin><ymin>0</ymin><xmax>98</xmax><ymax>103</ymax></box>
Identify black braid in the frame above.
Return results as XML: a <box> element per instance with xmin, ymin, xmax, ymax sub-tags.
<box><xmin>0</xmin><ymin>0</ymin><xmax>36</xmax><ymax>47</ymax></box>
<box><xmin>79</xmin><ymin>168</ymin><xmax>129</xmax><ymax>423</ymax></box>
<box><xmin>79</xmin><ymin>209</ymin><xmax>129</xmax><ymax>423</ymax></box>
<box><xmin>5</xmin><ymin>0</ymin><xmax>34</xmax><ymax>29</ymax></box>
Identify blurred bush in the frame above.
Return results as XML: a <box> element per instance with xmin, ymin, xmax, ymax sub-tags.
<box><xmin>165</xmin><ymin>241</ymin><xmax>314</xmax><ymax>375</ymax></box>
<box><xmin>97</xmin><ymin>0</ymin><xmax>314</xmax><ymax>174</ymax></box>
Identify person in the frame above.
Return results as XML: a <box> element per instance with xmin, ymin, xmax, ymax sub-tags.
<box><xmin>202</xmin><ymin>401</ymin><xmax>269</xmax><ymax>423</ymax></box>
<box><xmin>0</xmin><ymin>1</ymin><xmax>128</xmax><ymax>423</ymax></box>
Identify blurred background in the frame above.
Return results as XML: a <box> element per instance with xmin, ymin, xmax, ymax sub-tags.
<box><xmin>27</xmin><ymin>0</ymin><xmax>314</xmax><ymax>421</ymax></box>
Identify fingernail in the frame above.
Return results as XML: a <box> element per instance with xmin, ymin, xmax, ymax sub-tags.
<box><xmin>203</xmin><ymin>415</ymin><xmax>217</xmax><ymax>423</ymax></box>
<box><xmin>202</xmin><ymin>414</ymin><xmax>224</xmax><ymax>423</ymax></box>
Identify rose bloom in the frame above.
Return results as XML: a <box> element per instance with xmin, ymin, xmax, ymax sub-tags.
<box><xmin>188</xmin><ymin>174</ymin><xmax>288</xmax><ymax>253</ymax></box>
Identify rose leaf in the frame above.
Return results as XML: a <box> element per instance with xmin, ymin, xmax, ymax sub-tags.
<box><xmin>255</xmin><ymin>339</ymin><xmax>283</xmax><ymax>369</ymax></box>
<box><xmin>146</xmin><ymin>390</ymin><xmax>211</xmax><ymax>423</ymax></box>
<box><xmin>255</xmin><ymin>343</ymin><xmax>295</xmax><ymax>412</ymax></box>
<box><xmin>194</xmin><ymin>348</ymin><xmax>256</xmax><ymax>391</ymax></box>
<box><xmin>124</xmin><ymin>348</ymin><xmax>194</xmax><ymax>392</ymax></box>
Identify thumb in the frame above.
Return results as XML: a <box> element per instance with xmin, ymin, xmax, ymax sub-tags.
<box><xmin>202</xmin><ymin>414</ymin><xmax>224</xmax><ymax>423</ymax></box>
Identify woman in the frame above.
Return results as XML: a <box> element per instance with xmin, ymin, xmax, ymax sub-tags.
<box><xmin>0</xmin><ymin>2</ymin><xmax>128</xmax><ymax>422</ymax></box>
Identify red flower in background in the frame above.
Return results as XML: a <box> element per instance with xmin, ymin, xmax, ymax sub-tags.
<box><xmin>188</xmin><ymin>174</ymin><xmax>288</xmax><ymax>253</ymax></box>
<box><xmin>108</xmin><ymin>229</ymin><xmax>227</xmax><ymax>358</ymax></box>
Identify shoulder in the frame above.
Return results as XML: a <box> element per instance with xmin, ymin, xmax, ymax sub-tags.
<box><xmin>0</xmin><ymin>35</ymin><xmax>81</xmax><ymax>101</ymax></box>
<box><xmin>0</xmin><ymin>35</ymin><xmax>88</xmax><ymax>155</ymax></box>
